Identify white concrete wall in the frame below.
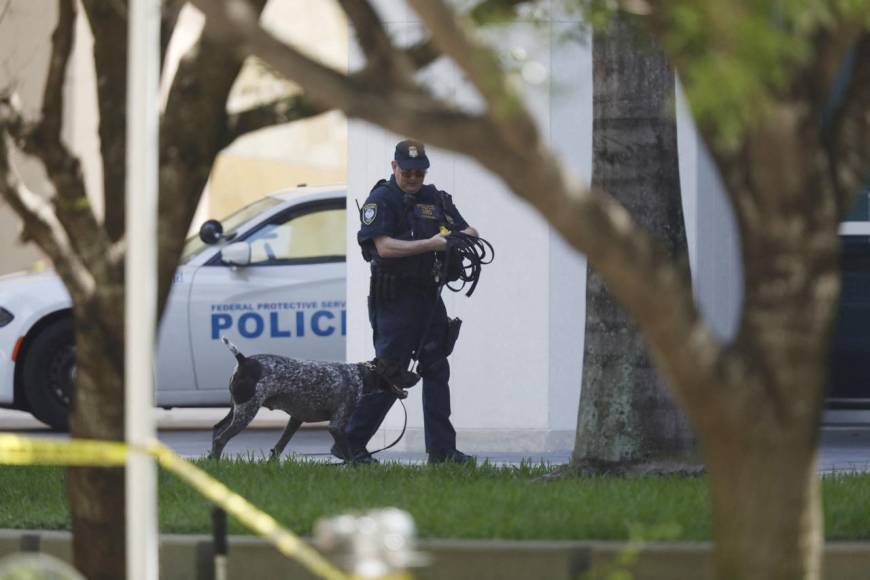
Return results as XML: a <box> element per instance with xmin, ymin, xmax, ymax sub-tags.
<box><xmin>347</xmin><ymin>1</ymin><xmax>741</xmax><ymax>453</ymax></box>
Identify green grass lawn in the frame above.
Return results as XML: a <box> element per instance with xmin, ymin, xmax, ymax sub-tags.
<box><xmin>1</xmin><ymin>459</ymin><xmax>869</xmax><ymax>541</ymax></box>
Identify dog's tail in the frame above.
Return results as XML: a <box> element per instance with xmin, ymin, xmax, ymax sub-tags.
<box><xmin>220</xmin><ymin>336</ymin><xmax>245</xmax><ymax>363</ymax></box>
<box><xmin>220</xmin><ymin>337</ymin><xmax>260</xmax><ymax>404</ymax></box>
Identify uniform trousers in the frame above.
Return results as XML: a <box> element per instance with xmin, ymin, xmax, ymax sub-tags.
<box><xmin>344</xmin><ymin>285</ymin><xmax>457</xmax><ymax>453</ymax></box>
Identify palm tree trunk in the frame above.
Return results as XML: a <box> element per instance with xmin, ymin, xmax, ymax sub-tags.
<box><xmin>572</xmin><ymin>18</ymin><xmax>695</xmax><ymax>469</ymax></box>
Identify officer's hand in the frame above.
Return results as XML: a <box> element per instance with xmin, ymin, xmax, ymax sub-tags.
<box><xmin>428</xmin><ymin>232</ymin><xmax>449</xmax><ymax>251</ymax></box>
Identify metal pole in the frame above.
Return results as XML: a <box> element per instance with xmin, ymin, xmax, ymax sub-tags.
<box><xmin>211</xmin><ymin>508</ymin><xmax>228</xmax><ymax>580</ymax></box>
<box><xmin>125</xmin><ymin>1</ymin><xmax>161</xmax><ymax>579</ymax></box>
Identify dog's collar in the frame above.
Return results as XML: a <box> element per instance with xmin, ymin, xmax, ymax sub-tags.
<box><xmin>360</xmin><ymin>360</ymin><xmax>409</xmax><ymax>400</ymax></box>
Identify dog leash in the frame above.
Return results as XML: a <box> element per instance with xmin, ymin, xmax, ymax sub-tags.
<box><xmin>290</xmin><ymin>398</ymin><xmax>408</xmax><ymax>466</ymax></box>
<box><xmin>365</xmin><ymin>397</ymin><xmax>408</xmax><ymax>457</ymax></box>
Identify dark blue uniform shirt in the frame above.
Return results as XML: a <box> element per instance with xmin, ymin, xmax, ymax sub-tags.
<box><xmin>358</xmin><ymin>176</ymin><xmax>468</xmax><ymax>279</ymax></box>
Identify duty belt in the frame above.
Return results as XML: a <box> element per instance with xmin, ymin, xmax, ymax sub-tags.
<box><xmin>370</xmin><ymin>270</ymin><xmax>436</xmax><ymax>301</ymax></box>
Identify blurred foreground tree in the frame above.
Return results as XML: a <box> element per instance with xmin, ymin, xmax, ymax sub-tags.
<box><xmin>190</xmin><ymin>0</ymin><xmax>869</xmax><ymax>578</ymax></box>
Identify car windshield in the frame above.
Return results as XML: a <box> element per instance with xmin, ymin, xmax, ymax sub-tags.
<box><xmin>180</xmin><ymin>196</ymin><xmax>284</xmax><ymax>263</ymax></box>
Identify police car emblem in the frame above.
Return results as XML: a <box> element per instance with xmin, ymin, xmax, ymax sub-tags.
<box><xmin>362</xmin><ymin>203</ymin><xmax>377</xmax><ymax>225</ymax></box>
<box><xmin>408</xmin><ymin>145</ymin><xmax>419</xmax><ymax>158</ymax></box>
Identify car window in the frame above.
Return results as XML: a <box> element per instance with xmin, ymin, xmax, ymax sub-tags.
<box><xmin>245</xmin><ymin>207</ymin><xmax>346</xmax><ymax>264</ymax></box>
<box><xmin>180</xmin><ymin>197</ymin><xmax>284</xmax><ymax>263</ymax></box>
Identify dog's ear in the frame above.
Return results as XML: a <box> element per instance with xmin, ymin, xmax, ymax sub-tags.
<box><xmin>230</xmin><ymin>358</ymin><xmax>262</xmax><ymax>404</ymax></box>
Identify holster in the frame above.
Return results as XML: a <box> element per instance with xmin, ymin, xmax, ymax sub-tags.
<box><xmin>420</xmin><ymin>316</ymin><xmax>462</xmax><ymax>359</ymax></box>
<box><xmin>445</xmin><ymin>317</ymin><xmax>462</xmax><ymax>356</ymax></box>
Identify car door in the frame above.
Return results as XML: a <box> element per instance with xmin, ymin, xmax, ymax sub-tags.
<box><xmin>155</xmin><ymin>267</ymin><xmax>197</xmax><ymax>401</ymax></box>
<box><xmin>188</xmin><ymin>198</ymin><xmax>347</xmax><ymax>393</ymax></box>
<box><xmin>829</xmin><ymin>222</ymin><xmax>870</xmax><ymax>405</ymax></box>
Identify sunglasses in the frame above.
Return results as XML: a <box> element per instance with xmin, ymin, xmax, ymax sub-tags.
<box><xmin>398</xmin><ymin>169</ymin><xmax>426</xmax><ymax>179</ymax></box>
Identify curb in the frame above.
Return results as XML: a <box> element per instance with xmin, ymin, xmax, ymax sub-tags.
<box><xmin>2</xmin><ymin>531</ymin><xmax>870</xmax><ymax>579</ymax></box>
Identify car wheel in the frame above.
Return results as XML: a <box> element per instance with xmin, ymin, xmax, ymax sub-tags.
<box><xmin>21</xmin><ymin>318</ymin><xmax>73</xmax><ymax>431</ymax></box>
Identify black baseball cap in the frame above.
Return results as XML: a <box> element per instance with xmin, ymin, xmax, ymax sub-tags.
<box><xmin>394</xmin><ymin>139</ymin><xmax>430</xmax><ymax>170</ymax></box>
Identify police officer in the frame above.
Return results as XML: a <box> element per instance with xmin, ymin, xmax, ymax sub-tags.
<box><xmin>334</xmin><ymin>139</ymin><xmax>478</xmax><ymax>465</ymax></box>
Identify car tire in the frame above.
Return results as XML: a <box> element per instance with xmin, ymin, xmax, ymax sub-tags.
<box><xmin>21</xmin><ymin>318</ymin><xmax>73</xmax><ymax>431</ymax></box>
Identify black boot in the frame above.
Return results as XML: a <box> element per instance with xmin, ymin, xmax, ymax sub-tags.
<box><xmin>428</xmin><ymin>449</ymin><xmax>476</xmax><ymax>465</ymax></box>
<box><xmin>330</xmin><ymin>444</ymin><xmax>378</xmax><ymax>464</ymax></box>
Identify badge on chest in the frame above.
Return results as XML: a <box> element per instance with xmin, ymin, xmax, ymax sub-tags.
<box><xmin>414</xmin><ymin>204</ymin><xmax>440</xmax><ymax>220</ymax></box>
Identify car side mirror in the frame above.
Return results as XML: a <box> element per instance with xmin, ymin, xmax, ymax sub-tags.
<box><xmin>199</xmin><ymin>219</ymin><xmax>224</xmax><ymax>244</ymax></box>
<box><xmin>220</xmin><ymin>242</ymin><xmax>252</xmax><ymax>266</ymax></box>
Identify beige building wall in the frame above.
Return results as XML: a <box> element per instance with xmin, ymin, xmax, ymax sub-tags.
<box><xmin>0</xmin><ymin>1</ymin><xmax>56</xmax><ymax>274</ymax></box>
<box><xmin>209</xmin><ymin>143</ymin><xmax>346</xmax><ymax>219</ymax></box>
<box><xmin>1</xmin><ymin>0</ymin><xmax>349</xmax><ymax>274</ymax></box>
<box><xmin>202</xmin><ymin>0</ymin><xmax>348</xmax><ymax>222</ymax></box>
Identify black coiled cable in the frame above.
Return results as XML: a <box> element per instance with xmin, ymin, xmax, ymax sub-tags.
<box><xmin>442</xmin><ymin>232</ymin><xmax>494</xmax><ymax>297</ymax></box>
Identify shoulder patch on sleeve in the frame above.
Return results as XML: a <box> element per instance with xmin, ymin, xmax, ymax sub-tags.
<box><xmin>362</xmin><ymin>203</ymin><xmax>378</xmax><ymax>225</ymax></box>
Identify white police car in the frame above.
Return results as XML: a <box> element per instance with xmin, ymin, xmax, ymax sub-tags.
<box><xmin>0</xmin><ymin>185</ymin><xmax>347</xmax><ymax>430</ymax></box>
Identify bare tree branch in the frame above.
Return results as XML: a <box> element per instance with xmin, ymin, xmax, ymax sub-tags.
<box><xmin>404</xmin><ymin>39</ymin><xmax>439</xmax><ymax>70</ymax></box>
<box><xmin>161</xmin><ymin>0</ymin><xmax>185</xmax><ymax>68</ymax></box>
<box><xmin>337</xmin><ymin>0</ymin><xmax>442</xmax><ymax>77</ymax></box>
<box><xmin>39</xmin><ymin>0</ymin><xmax>75</xmax><ymax>140</ymax></box>
<box><xmin>828</xmin><ymin>33</ymin><xmax>870</xmax><ymax>215</ymax></box>
<box><xmin>0</xmin><ymin>135</ymin><xmax>94</xmax><ymax>298</ymax></box>
<box><xmin>223</xmin><ymin>94</ymin><xmax>327</xmax><ymax>146</ymax></box>
<box><xmin>80</xmin><ymin>0</ymin><xmax>128</xmax><ymax>242</ymax></box>
<box><xmin>407</xmin><ymin>0</ymin><xmax>539</xmax><ymax>148</ymax></box>
<box><xmin>468</xmin><ymin>0</ymin><xmax>530</xmax><ymax>24</ymax></box>
<box><xmin>191</xmin><ymin>0</ymin><xmax>487</xmax><ymax>138</ymax></box>
<box><xmin>191</xmin><ymin>0</ymin><xmax>388</xmax><ymax>113</ymax></box>
<box><xmin>155</xmin><ymin>0</ymin><xmax>268</xmax><ymax>315</ymax></box>
<box><xmin>337</xmin><ymin>0</ymin><xmax>412</xmax><ymax>83</ymax></box>
<box><xmin>9</xmin><ymin>2</ymin><xmax>115</xmax><ymax>287</ymax></box>
<box><xmin>801</xmin><ymin>27</ymin><xmax>864</xmax><ymax>116</ymax></box>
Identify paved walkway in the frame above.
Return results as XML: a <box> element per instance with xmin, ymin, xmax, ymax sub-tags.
<box><xmin>1</xmin><ymin>409</ymin><xmax>869</xmax><ymax>470</ymax></box>
<box><xmin>818</xmin><ymin>425</ymin><xmax>870</xmax><ymax>473</ymax></box>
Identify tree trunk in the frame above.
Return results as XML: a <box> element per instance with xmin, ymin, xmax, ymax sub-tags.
<box><xmin>68</xmin><ymin>295</ymin><xmax>126</xmax><ymax>580</ymax></box>
<box><xmin>572</xmin><ymin>19</ymin><xmax>695</xmax><ymax>469</ymax></box>
<box><xmin>693</xmin><ymin>106</ymin><xmax>841</xmax><ymax>579</ymax></box>
<box><xmin>706</xmin><ymin>425</ymin><xmax>822</xmax><ymax>580</ymax></box>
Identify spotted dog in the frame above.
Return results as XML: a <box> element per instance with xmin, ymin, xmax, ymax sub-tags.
<box><xmin>210</xmin><ymin>337</ymin><xmax>414</xmax><ymax>461</ymax></box>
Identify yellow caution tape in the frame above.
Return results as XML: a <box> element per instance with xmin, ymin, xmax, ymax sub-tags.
<box><xmin>0</xmin><ymin>435</ymin><xmax>353</xmax><ymax>580</ymax></box>
<box><xmin>0</xmin><ymin>434</ymin><xmax>127</xmax><ymax>466</ymax></box>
